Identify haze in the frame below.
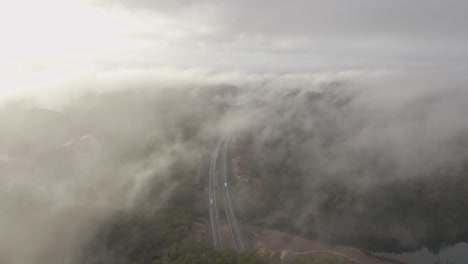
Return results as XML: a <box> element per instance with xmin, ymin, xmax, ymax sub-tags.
<box><xmin>1</xmin><ymin>1</ymin><xmax>467</xmax><ymax>264</ymax></box>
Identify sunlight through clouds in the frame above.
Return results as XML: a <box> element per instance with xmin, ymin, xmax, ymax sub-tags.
<box><xmin>0</xmin><ymin>0</ymin><xmax>137</xmax><ymax>94</ymax></box>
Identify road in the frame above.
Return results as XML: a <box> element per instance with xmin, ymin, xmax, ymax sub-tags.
<box><xmin>207</xmin><ymin>133</ymin><xmax>391</xmax><ymax>263</ymax></box>
<box><xmin>219</xmin><ymin>134</ymin><xmax>245</xmax><ymax>251</ymax></box>
<box><xmin>208</xmin><ymin>132</ymin><xmax>244</xmax><ymax>251</ymax></box>
<box><xmin>208</xmin><ymin>134</ymin><xmax>225</xmax><ymax>249</ymax></box>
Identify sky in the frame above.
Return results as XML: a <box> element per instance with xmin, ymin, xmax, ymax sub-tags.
<box><xmin>1</xmin><ymin>0</ymin><xmax>468</xmax><ymax>97</ymax></box>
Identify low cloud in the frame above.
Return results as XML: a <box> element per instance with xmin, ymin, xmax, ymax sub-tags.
<box><xmin>0</xmin><ymin>68</ymin><xmax>467</xmax><ymax>262</ymax></box>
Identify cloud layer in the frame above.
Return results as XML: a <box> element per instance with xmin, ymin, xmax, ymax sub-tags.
<box><xmin>89</xmin><ymin>0</ymin><xmax>468</xmax><ymax>71</ymax></box>
<box><xmin>1</xmin><ymin>69</ymin><xmax>467</xmax><ymax>262</ymax></box>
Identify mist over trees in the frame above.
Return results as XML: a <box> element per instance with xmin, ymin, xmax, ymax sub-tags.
<box><xmin>0</xmin><ymin>71</ymin><xmax>467</xmax><ymax>263</ymax></box>
<box><xmin>231</xmin><ymin>83</ymin><xmax>468</xmax><ymax>253</ymax></box>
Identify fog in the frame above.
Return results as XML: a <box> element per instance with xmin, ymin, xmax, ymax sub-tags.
<box><xmin>0</xmin><ymin>75</ymin><xmax>216</xmax><ymax>263</ymax></box>
<box><xmin>0</xmin><ymin>69</ymin><xmax>467</xmax><ymax>263</ymax></box>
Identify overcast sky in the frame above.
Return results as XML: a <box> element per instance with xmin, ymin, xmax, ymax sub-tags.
<box><xmin>1</xmin><ymin>0</ymin><xmax>468</xmax><ymax>95</ymax></box>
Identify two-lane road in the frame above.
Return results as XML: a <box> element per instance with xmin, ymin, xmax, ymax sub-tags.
<box><xmin>220</xmin><ymin>134</ymin><xmax>244</xmax><ymax>251</ymax></box>
<box><xmin>208</xmin><ymin>132</ymin><xmax>244</xmax><ymax>251</ymax></box>
<box><xmin>208</xmin><ymin>135</ymin><xmax>225</xmax><ymax>249</ymax></box>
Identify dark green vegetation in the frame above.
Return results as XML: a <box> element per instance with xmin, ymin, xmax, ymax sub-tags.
<box><xmin>79</xmin><ymin>205</ymin><xmax>269</xmax><ymax>264</ymax></box>
<box><xmin>75</xmin><ymin>84</ymin><xmax>467</xmax><ymax>261</ymax></box>
<box><xmin>79</xmin><ymin>206</ymin><xmax>346</xmax><ymax>264</ymax></box>
<box><xmin>79</xmin><ymin>206</ymin><xmax>193</xmax><ymax>263</ymax></box>
<box><xmin>154</xmin><ymin>240</ymin><xmax>278</xmax><ymax>264</ymax></box>
<box><xmin>232</xmin><ymin>86</ymin><xmax>468</xmax><ymax>254</ymax></box>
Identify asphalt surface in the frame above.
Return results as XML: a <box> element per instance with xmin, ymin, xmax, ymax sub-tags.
<box><xmin>220</xmin><ymin>134</ymin><xmax>244</xmax><ymax>251</ymax></box>
<box><xmin>208</xmin><ymin>134</ymin><xmax>224</xmax><ymax>249</ymax></box>
<box><xmin>208</xmin><ymin>133</ymin><xmax>244</xmax><ymax>251</ymax></box>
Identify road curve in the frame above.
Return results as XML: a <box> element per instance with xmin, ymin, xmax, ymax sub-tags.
<box><xmin>208</xmin><ymin>132</ymin><xmax>245</xmax><ymax>251</ymax></box>
<box><xmin>208</xmin><ymin>135</ymin><xmax>225</xmax><ymax>249</ymax></box>
<box><xmin>220</xmin><ymin>134</ymin><xmax>244</xmax><ymax>251</ymax></box>
<box><xmin>209</xmin><ymin>135</ymin><xmax>388</xmax><ymax>263</ymax></box>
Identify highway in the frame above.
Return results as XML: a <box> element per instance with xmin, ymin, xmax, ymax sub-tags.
<box><xmin>208</xmin><ymin>134</ymin><xmax>225</xmax><ymax>249</ymax></box>
<box><xmin>220</xmin><ymin>134</ymin><xmax>245</xmax><ymax>251</ymax></box>
<box><xmin>208</xmin><ymin>132</ymin><xmax>244</xmax><ymax>251</ymax></box>
<box><xmin>208</xmin><ymin>134</ymin><xmax>397</xmax><ymax>263</ymax></box>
